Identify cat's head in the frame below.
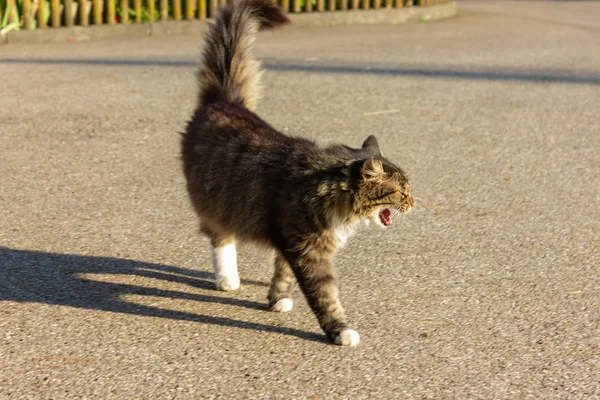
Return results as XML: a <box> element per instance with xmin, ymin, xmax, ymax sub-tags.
<box><xmin>352</xmin><ymin>135</ymin><xmax>414</xmax><ymax>228</ymax></box>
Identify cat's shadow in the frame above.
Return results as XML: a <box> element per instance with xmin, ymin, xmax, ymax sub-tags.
<box><xmin>0</xmin><ymin>247</ymin><xmax>325</xmax><ymax>343</ymax></box>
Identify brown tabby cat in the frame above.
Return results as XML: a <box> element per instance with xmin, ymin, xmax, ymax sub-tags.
<box><xmin>181</xmin><ymin>0</ymin><xmax>414</xmax><ymax>346</ymax></box>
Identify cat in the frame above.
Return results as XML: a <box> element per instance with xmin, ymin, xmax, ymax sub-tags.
<box><xmin>181</xmin><ymin>0</ymin><xmax>414</xmax><ymax>346</ymax></box>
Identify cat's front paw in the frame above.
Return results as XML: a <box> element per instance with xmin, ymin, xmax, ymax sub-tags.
<box><xmin>270</xmin><ymin>298</ymin><xmax>293</xmax><ymax>312</ymax></box>
<box><xmin>334</xmin><ymin>329</ymin><xmax>360</xmax><ymax>346</ymax></box>
<box><xmin>215</xmin><ymin>276</ymin><xmax>240</xmax><ymax>291</ymax></box>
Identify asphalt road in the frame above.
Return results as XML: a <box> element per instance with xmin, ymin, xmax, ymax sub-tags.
<box><xmin>1</xmin><ymin>1</ymin><xmax>599</xmax><ymax>398</ymax></box>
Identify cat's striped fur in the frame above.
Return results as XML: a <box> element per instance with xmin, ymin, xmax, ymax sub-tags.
<box><xmin>181</xmin><ymin>0</ymin><xmax>413</xmax><ymax>345</ymax></box>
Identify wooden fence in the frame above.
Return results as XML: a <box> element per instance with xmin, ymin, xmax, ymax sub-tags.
<box><xmin>1</xmin><ymin>0</ymin><xmax>447</xmax><ymax>32</ymax></box>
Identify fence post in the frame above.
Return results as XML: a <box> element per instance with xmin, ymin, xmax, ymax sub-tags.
<box><xmin>65</xmin><ymin>0</ymin><xmax>74</xmax><ymax>26</ymax></box>
<box><xmin>173</xmin><ymin>0</ymin><xmax>182</xmax><ymax>20</ymax></box>
<box><xmin>38</xmin><ymin>0</ymin><xmax>48</xmax><ymax>28</ymax></box>
<box><xmin>93</xmin><ymin>0</ymin><xmax>102</xmax><ymax>24</ymax></box>
<box><xmin>135</xmin><ymin>0</ymin><xmax>142</xmax><ymax>22</ymax></box>
<box><xmin>147</xmin><ymin>0</ymin><xmax>155</xmax><ymax>21</ymax></box>
<box><xmin>80</xmin><ymin>0</ymin><xmax>89</xmax><ymax>25</ymax></box>
<box><xmin>209</xmin><ymin>0</ymin><xmax>217</xmax><ymax>17</ymax></box>
<box><xmin>292</xmin><ymin>0</ymin><xmax>300</xmax><ymax>12</ymax></box>
<box><xmin>121</xmin><ymin>0</ymin><xmax>129</xmax><ymax>22</ymax></box>
<box><xmin>198</xmin><ymin>0</ymin><xmax>206</xmax><ymax>18</ymax></box>
<box><xmin>362</xmin><ymin>0</ymin><xmax>369</xmax><ymax>9</ymax></box>
<box><xmin>160</xmin><ymin>0</ymin><xmax>168</xmax><ymax>20</ymax></box>
<box><xmin>106</xmin><ymin>0</ymin><xmax>116</xmax><ymax>24</ymax></box>
<box><xmin>185</xmin><ymin>0</ymin><xmax>194</xmax><ymax>20</ymax></box>
<box><xmin>51</xmin><ymin>0</ymin><xmax>60</xmax><ymax>26</ymax></box>
<box><xmin>22</xmin><ymin>0</ymin><xmax>32</xmax><ymax>29</ymax></box>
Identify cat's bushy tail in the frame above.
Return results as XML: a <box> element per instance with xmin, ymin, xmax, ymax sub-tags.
<box><xmin>197</xmin><ymin>0</ymin><xmax>289</xmax><ymax>111</ymax></box>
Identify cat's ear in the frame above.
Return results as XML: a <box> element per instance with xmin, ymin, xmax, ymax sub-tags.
<box><xmin>362</xmin><ymin>135</ymin><xmax>381</xmax><ymax>156</ymax></box>
<box><xmin>361</xmin><ymin>158</ymin><xmax>384</xmax><ymax>181</ymax></box>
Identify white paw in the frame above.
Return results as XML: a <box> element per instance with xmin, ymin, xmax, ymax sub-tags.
<box><xmin>334</xmin><ymin>329</ymin><xmax>360</xmax><ymax>346</ymax></box>
<box><xmin>271</xmin><ymin>298</ymin><xmax>293</xmax><ymax>313</ymax></box>
<box><xmin>215</xmin><ymin>276</ymin><xmax>240</xmax><ymax>291</ymax></box>
<box><xmin>212</xmin><ymin>243</ymin><xmax>239</xmax><ymax>291</ymax></box>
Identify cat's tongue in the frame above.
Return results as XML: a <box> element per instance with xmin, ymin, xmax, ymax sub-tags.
<box><xmin>379</xmin><ymin>209</ymin><xmax>392</xmax><ymax>226</ymax></box>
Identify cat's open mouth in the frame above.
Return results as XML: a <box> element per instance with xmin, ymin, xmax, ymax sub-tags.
<box><xmin>379</xmin><ymin>209</ymin><xmax>392</xmax><ymax>227</ymax></box>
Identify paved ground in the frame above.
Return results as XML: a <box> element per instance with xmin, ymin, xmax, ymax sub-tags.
<box><xmin>1</xmin><ymin>1</ymin><xmax>599</xmax><ymax>398</ymax></box>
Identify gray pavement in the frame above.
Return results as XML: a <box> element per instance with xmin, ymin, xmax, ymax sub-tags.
<box><xmin>1</xmin><ymin>1</ymin><xmax>599</xmax><ymax>398</ymax></box>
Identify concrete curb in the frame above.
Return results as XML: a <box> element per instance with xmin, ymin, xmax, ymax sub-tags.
<box><xmin>291</xmin><ymin>2</ymin><xmax>456</xmax><ymax>27</ymax></box>
<box><xmin>2</xmin><ymin>1</ymin><xmax>455</xmax><ymax>45</ymax></box>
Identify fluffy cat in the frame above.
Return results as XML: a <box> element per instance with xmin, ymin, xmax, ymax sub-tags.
<box><xmin>181</xmin><ymin>0</ymin><xmax>414</xmax><ymax>346</ymax></box>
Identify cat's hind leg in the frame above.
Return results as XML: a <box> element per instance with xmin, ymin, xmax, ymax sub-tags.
<box><xmin>268</xmin><ymin>252</ymin><xmax>295</xmax><ymax>312</ymax></box>
<box><xmin>201</xmin><ymin>223</ymin><xmax>239</xmax><ymax>291</ymax></box>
